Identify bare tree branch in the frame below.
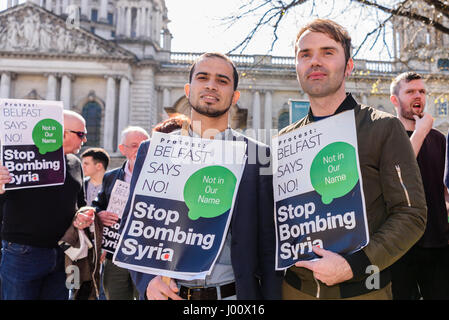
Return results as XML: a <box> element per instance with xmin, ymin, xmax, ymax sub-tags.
<box><xmin>222</xmin><ymin>0</ymin><xmax>449</xmax><ymax>59</ymax></box>
<box><xmin>354</xmin><ymin>0</ymin><xmax>449</xmax><ymax>34</ymax></box>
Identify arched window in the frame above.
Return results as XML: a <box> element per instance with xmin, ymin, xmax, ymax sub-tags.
<box><xmin>82</xmin><ymin>101</ymin><xmax>102</xmax><ymax>147</ymax></box>
<box><xmin>278</xmin><ymin>111</ymin><xmax>289</xmax><ymax>130</ymax></box>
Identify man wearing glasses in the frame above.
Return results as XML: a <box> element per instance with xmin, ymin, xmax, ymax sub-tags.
<box><xmin>0</xmin><ymin>110</ymin><xmax>90</xmax><ymax>300</ymax></box>
<box><xmin>92</xmin><ymin>126</ymin><xmax>149</xmax><ymax>300</ymax></box>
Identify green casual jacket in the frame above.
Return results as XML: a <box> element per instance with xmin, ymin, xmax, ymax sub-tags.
<box><xmin>280</xmin><ymin>94</ymin><xmax>427</xmax><ymax>299</ymax></box>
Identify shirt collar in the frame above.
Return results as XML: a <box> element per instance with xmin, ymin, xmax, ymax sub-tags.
<box><xmin>173</xmin><ymin>125</ymin><xmax>233</xmax><ymax>141</ymax></box>
<box><xmin>124</xmin><ymin>160</ymin><xmax>132</xmax><ymax>182</ymax></box>
<box><xmin>309</xmin><ymin>93</ymin><xmax>358</xmax><ymax>121</ymax></box>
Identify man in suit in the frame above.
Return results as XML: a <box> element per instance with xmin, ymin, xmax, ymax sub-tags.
<box><xmin>121</xmin><ymin>52</ymin><xmax>283</xmax><ymax>300</ymax></box>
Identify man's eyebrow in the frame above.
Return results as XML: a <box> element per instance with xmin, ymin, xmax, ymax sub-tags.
<box><xmin>195</xmin><ymin>71</ymin><xmax>231</xmax><ymax>82</ymax></box>
<box><xmin>217</xmin><ymin>74</ymin><xmax>232</xmax><ymax>82</ymax></box>
<box><xmin>194</xmin><ymin>71</ymin><xmax>209</xmax><ymax>77</ymax></box>
<box><xmin>298</xmin><ymin>46</ymin><xmax>338</xmax><ymax>52</ymax></box>
<box><xmin>321</xmin><ymin>46</ymin><xmax>338</xmax><ymax>51</ymax></box>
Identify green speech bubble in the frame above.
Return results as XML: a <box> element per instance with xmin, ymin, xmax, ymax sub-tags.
<box><xmin>310</xmin><ymin>142</ymin><xmax>359</xmax><ymax>205</ymax></box>
<box><xmin>32</xmin><ymin>119</ymin><xmax>63</xmax><ymax>155</ymax></box>
<box><xmin>184</xmin><ymin>166</ymin><xmax>237</xmax><ymax>220</ymax></box>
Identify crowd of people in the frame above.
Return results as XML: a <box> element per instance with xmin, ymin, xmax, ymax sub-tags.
<box><xmin>0</xmin><ymin>18</ymin><xmax>448</xmax><ymax>300</ymax></box>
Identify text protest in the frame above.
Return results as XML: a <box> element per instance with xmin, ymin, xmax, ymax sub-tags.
<box><xmin>0</xmin><ymin>99</ymin><xmax>65</xmax><ymax>190</ymax></box>
<box><xmin>272</xmin><ymin>111</ymin><xmax>369</xmax><ymax>269</ymax></box>
<box><xmin>113</xmin><ymin>132</ymin><xmax>247</xmax><ymax>280</ymax></box>
<box><xmin>102</xmin><ymin>180</ymin><xmax>130</xmax><ymax>254</ymax></box>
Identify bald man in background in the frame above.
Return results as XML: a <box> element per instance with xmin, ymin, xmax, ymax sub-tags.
<box><xmin>0</xmin><ymin>110</ymin><xmax>91</xmax><ymax>300</ymax></box>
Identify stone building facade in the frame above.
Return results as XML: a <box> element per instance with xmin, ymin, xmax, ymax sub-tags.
<box><xmin>1</xmin><ymin>1</ymin><xmax>448</xmax><ymax>165</ymax></box>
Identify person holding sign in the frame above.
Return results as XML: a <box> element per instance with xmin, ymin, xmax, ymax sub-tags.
<box><xmin>92</xmin><ymin>126</ymin><xmax>149</xmax><ymax>300</ymax></box>
<box><xmin>279</xmin><ymin>19</ymin><xmax>427</xmax><ymax>299</ymax></box>
<box><xmin>390</xmin><ymin>72</ymin><xmax>449</xmax><ymax>299</ymax></box>
<box><xmin>0</xmin><ymin>110</ymin><xmax>92</xmax><ymax>300</ymax></box>
<box><xmin>120</xmin><ymin>52</ymin><xmax>282</xmax><ymax>300</ymax></box>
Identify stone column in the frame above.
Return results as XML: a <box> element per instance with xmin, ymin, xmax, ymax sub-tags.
<box><xmin>45</xmin><ymin>0</ymin><xmax>53</xmax><ymax>11</ymax></box>
<box><xmin>7</xmin><ymin>0</ymin><xmax>13</xmax><ymax>9</ymax></box>
<box><xmin>264</xmin><ymin>91</ymin><xmax>272</xmax><ymax>143</ymax></box>
<box><xmin>12</xmin><ymin>0</ymin><xmax>18</xmax><ymax>7</ymax></box>
<box><xmin>151</xmin><ymin>9</ymin><xmax>157</xmax><ymax>40</ymax></box>
<box><xmin>99</xmin><ymin>0</ymin><xmax>108</xmax><ymax>22</ymax></box>
<box><xmin>117</xmin><ymin>76</ymin><xmax>130</xmax><ymax>140</ymax></box>
<box><xmin>104</xmin><ymin>76</ymin><xmax>116</xmax><ymax>152</ymax></box>
<box><xmin>140</xmin><ymin>7</ymin><xmax>147</xmax><ymax>39</ymax></box>
<box><xmin>54</xmin><ymin>0</ymin><xmax>62</xmax><ymax>15</ymax></box>
<box><xmin>80</xmin><ymin>0</ymin><xmax>89</xmax><ymax>19</ymax></box>
<box><xmin>62</xmin><ymin>0</ymin><xmax>69</xmax><ymax>14</ymax></box>
<box><xmin>252</xmin><ymin>91</ymin><xmax>261</xmax><ymax>131</ymax></box>
<box><xmin>162</xmin><ymin>87</ymin><xmax>170</xmax><ymax>108</ymax></box>
<box><xmin>46</xmin><ymin>74</ymin><xmax>58</xmax><ymax>101</ymax></box>
<box><xmin>163</xmin><ymin>29</ymin><xmax>172</xmax><ymax>51</ymax></box>
<box><xmin>60</xmin><ymin>74</ymin><xmax>73</xmax><ymax>109</ymax></box>
<box><xmin>0</xmin><ymin>72</ymin><xmax>11</xmax><ymax>99</ymax></box>
<box><xmin>135</xmin><ymin>7</ymin><xmax>141</xmax><ymax>38</ymax></box>
<box><xmin>115</xmin><ymin>7</ymin><xmax>122</xmax><ymax>35</ymax></box>
<box><xmin>126</xmin><ymin>7</ymin><xmax>132</xmax><ymax>38</ymax></box>
<box><xmin>146</xmin><ymin>4</ymin><xmax>152</xmax><ymax>39</ymax></box>
<box><xmin>155</xmin><ymin>10</ymin><xmax>162</xmax><ymax>41</ymax></box>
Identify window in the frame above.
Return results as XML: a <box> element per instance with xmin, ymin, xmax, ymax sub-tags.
<box><xmin>438</xmin><ymin>59</ymin><xmax>449</xmax><ymax>71</ymax></box>
<box><xmin>91</xmin><ymin>9</ymin><xmax>98</xmax><ymax>22</ymax></box>
<box><xmin>82</xmin><ymin>101</ymin><xmax>102</xmax><ymax>147</ymax></box>
<box><xmin>278</xmin><ymin>111</ymin><xmax>289</xmax><ymax>130</ymax></box>
<box><xmin>107</xmin><ymin>12</ymin><xmax>114</xmax><ymax>25</ymax></box>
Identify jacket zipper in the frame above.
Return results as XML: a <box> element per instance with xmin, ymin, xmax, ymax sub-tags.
<box><xmin>395</xmin><ymin>165</ymin><xmax>411</xmax><ymax>207</ymax></box>
<box><xmin>313</xmin><ymin>275</ymin><xmax>320</xmax><ymax>298</ymax></box>
<box><xmin>90</xmin><ymin>224</ymin><xmax>100</xmax><ymax>298</ymax></box>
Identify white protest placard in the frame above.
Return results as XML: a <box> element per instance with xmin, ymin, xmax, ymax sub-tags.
<box><xmin>272</xmin><ymin>110</ymin><xmax>369</xmax><ymax>270</ymax></box>
<box><xmin>102</xmin><ymin>180</ymin><xmax>130</xmax><ymax>254</ymax></box>
<box><xmin>0</xmin><ymin>99</ymin><xmax>65</xmax><ymax>190</ymax></box>
<box><xmin>113</xmin><ymin>131</ymin><xmax>247</xmax><ymax>280</ymax></box>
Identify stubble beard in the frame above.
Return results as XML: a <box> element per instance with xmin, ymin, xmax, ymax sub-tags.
<box><xmin>299</xmin><ymin>65</ymin><xmax>347</xmax><ymax>98</ymax></box>
<box><xmin>300</xmin><ymin>73</ymin><xmax>345</xmax><ymax>98</ymax></box>
<box><xmin>189</xmin><ymin>98</ymin><xmax>232</xmax><ymax>118</ymax></box>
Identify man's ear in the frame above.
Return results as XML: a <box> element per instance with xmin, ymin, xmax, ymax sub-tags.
<box><xmin>184</xmin><ymin>83</ymin><xmax>190</xmax><ymax>98</ymax></box>
<box><xmin>118</xmin><ymin>144</ymin><xmax>125</xmax><ymax>156</ymax></box>
<box><xmin>345</xmin><ymin>58</ymin><xmax>354</xmax><ymax>78</ymax></box>
<box><xmin>390</xmin><ymin>94</ymin><xmax>399</xmax><ymax>107</ymax></box>
<box><xmin>232</xmin><ymin>90</ymin><xmax>241</xmax><ymax>105</ymax></box>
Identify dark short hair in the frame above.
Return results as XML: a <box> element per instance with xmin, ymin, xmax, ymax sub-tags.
<box><xmin>390</xmin><ymin>72</ymin><xmax>423</xmax><ymax>96</ymax></box>
<box><xmin>153</xmin><ymin>114</ymin><xmax>190</xmax><ymax>133</ymax></box>
<box><xmin>81</xmin><ymin>147</ymin><xmax>110</xmax><ymax>170</ymax></box>
<box><xmin>188</xmin><ymin>52</ymin><xmax>239</xmax><ymax>91</ymax></box>
<box><xmin>295</xmin><ymin>19</ymin><xmax>352</xmax><ymax>64</ymax></box>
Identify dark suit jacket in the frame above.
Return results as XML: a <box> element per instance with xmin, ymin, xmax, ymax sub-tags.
<box><xmin>119</xmin><ymin>130</ymin><xmax>283</xmax><ymax>299</ymax></box>
<box><xmin>91</xmin><ymin>162</ymin><xmax>127</xmax><ymax>259</ymax></box>
<box><xmin>92</xmin><ymin>162</ymin><xmax>126</xmax><ymax>213</ymax></box>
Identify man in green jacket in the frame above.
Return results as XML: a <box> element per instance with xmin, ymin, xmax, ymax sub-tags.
<box><xmin>280</xmin><ymin>18</ymin><xmax>427</xmax><ymax>300</ymax></box>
